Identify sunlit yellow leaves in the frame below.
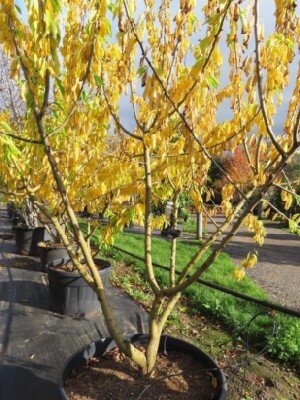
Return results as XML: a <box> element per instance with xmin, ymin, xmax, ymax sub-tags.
<box><xmin>190</xmin><ymin>189</ymin><xmax>202</xmax><ymax>212</ymax></box>
<box><xmin>0</xmin><ymin>119</ymin><xmax>13</xmax><ymax>133</ymax></box>
<box><xmin>243</xmin><ymin>214</ymin><xmax>267</xmax><ymax>246</ymax></box>
<box><xmin>211</xmin><ymin>47</ymin><xmax>222</xmax><ymax>67</ymax></box>
<box><xmin>87</xmin><ymin>183</ymin><xmax>107</xmax><ymax>202</ymax></box>
<box><xmin>274</xmin><ymin>0</ymin><xmax>298</xmax><ymax>36</ymax></box>
<box><xmin>233</xmin><ymin>267</ymin><xmax>245</xmax><ymax>282</ymax></box>
<box><xmin>0</xmin><ymin>0</ymin><xmax>298</xmax><ymax>294</ymax></box>
<box><xmin>151</xmin><ymin>215</ymin><xmax>167</xmax><ymax>230</ymax></box>
<box><xmin>242</xmin><ymin>55</ymin><xmax>252</xmax><ymax>77</ymax></box>
<box><xmin>221</xmin><ymin>200</ymin><xmax>232</xmax><ymax>218</ymax></box>
<box><xmin>253</xmin><ymin>169</ymin><xmax>266</xmax><ymax>187</ymax></box>
<box><xmin>242</xmin><ymin>251</ymin><xmax>258</xmax><ymax>269</ymax></box>
<box><xmin>143</xmin><ymin>133</ymin><xmax>157</xmax><ymax>149</ymax></box>
<box><xmin>222</xmin><ymin>184</ymin><xmax>235</xmax><ymax>202</ymax></box>
<box><xmin>281</xmin><ymin>190</ymin><xmax>293</xmax><ymax>210</ymax></box>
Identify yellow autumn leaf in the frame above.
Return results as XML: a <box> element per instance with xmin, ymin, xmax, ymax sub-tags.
<box><xmin>233</xmin><ymin>267</ymin><xmax>245</xmax><ymax>282</ymax></box>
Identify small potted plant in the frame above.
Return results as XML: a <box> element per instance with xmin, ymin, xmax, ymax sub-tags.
<box><xmin>14</xmin><ymin>198</ymin><xmax>51</xmax><ymax>256</ymax></box>
<box><xmin>47</xmin><ymin>256</ymin><xmax>112</xmax><ymax>317</ymax></box>
<box><xmin>37</xmin><ymin>213</ymin><xmax>73</xmax><ymax>271</ymax></box>
<box><xmin>6</xmin><ymin>201</ymin><xmax>15</xmax><ymax>219</ymax></box>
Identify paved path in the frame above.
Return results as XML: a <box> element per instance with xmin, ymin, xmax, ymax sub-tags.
<box><xmin>205</xmin><ymin>215</ymin><xmax>300</xmax><ymax>311</ymax></box>
<box><xmin>0</xmin><ymin>208</ymin><xmax>148</xmax><ymax>400</ymax></box>
<box><xmin>125</xmin><ymin>216</ymin><xmax>299</xmax><ymax>310</ymax></box>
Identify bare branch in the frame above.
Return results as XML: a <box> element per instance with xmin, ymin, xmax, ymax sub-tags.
<box><xmin>273</xmin><ymin>183</ymin><xmax>298</xmax><ymax>197</ymax></box>
<box><xmin>264</xmin><ymin>199</ymin><xmax>291</xmax><ymax>222</ymax></box>
<box><xmin>166</xmin><ymin>39</ymin><xmax>180</xmax><ymax>87</ymax></box>
<box><xmin>243</xmin><ymin>139</ymin><xmax>256</xmax><ymax>175</ymax></box>
<box><xmin>255</xmin><ymin>135</ymin><xmax>263</xmax><ymax>174</ymax></box>
<box><xmin>39</xmin><ymin>70</ymin><xmax>50</xmax><ymax>119</ymax></box>
<box><xmin>293</xmin><ymin>109</ymin><xmax>300</xmax><ymax>146</ymax></box>
<box><xmin>254</xmin><ymin>0</ymin><xmax>286</xmax><ymax>158</ymax></box>
<box><xmin>102</xmin><ymin>84</ymin><xmax>142</xmax><ymax>141</ymax></box>
<box><xmin>129</xmin><ymin>81</ymin><xmax>147</xmax><ymax>133</ymax></box>
<box><xmin>143</xmin><ymin>145</ymin><xmax>161</xmax><ymax>295</ymax></box>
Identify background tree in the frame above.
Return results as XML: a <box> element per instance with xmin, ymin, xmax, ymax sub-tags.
<box><xmin>0</xmin><ymin>50</ymin><xmax>24</xmax><ymax>121</ymax></box>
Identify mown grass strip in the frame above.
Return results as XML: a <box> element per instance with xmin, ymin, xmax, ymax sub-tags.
<box><xmin>107</xmin><ymin>232</ymin><xmax>300</xmax><ymax>364</ymax></box>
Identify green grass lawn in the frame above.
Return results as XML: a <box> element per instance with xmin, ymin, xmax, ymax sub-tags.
<box><xmin>181</xmin><ymin>217</ymin><xmax>206</xmax><ymax>236</ymax></box>
<box><xmin>181</xmin><ymin>218</ymin><xmax>197</xmax><ymax>234</ymax></box>
<box><xmin>105</xmin><ymin>231</ymin><xmax>299</xmax><ymax>365</ymax></box>
<box><xmin>114</xmin><ymin>232</ymin><xmax>266</xmax><ymax>296</ymax></box>
<box><xmin>78</xmin><ymin>217</ymin><xmax>299</xmax><ymax>365</ymax></box>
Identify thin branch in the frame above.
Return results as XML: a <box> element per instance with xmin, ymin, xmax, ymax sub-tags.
<box><xmin>102</xmin><ymin>84</ymin><xmax>142</xmax><ymax>141</ymax></box>
<box><xmin>46</xmin><ymin>24</ymin><xmax>98</xmax><ymax>138</ymax></box>
<box><xmin>255</xmin><ymin>135</ymin><xmax>263</xmax><ymax>174</ymax></box>
<box><xmin>205</xmin><ymin>108</ymin><xmax>261</xmax><ymax>151</ymax></box>
<box><xmin>124</xmin><ymin>1</ymin><xmax>248</xmax><ymax>202</ymax></box>
<box><xmin>273</xmin><ymin>183</ymin><xmax>298</xmax><ymax>197</ymax></box>
<box><xmin>129</xmin><ymin>81</ymin><xmax>147</xmax><ymax>133</ymax></box>
<box><xmin>243</xmin><ymin>139</ymin><xmax>256</xmax><ymax>174</ymax></box>
<box><xmin>166</xmin><ymin>39</ymin><xmax>180</xmax><ymax>87</ymax></box>
<box><xmin>0</xmin><ymin>131</ymin><xmax>42</xmax><ymax>144</ymax></box>
<box><xmin>169</xmin><ymin>192</ymin><xmax>179</xmax><ymax>287</ymax></box>
<box><xmin>264</xmin><ymin>199</ymin><xmax>291</xmax><ymax>222</ymax></box>
<box><xmin>293</xmin><ymin>109</ymin><xmax>300</xmax><ymax>146</ymax></box>
<box><xmin>84</xmin><ymin>224</ymin><xmax>99</xmax><ymax>241</ymax></box>
<box><xmin>172</xmin><ymin>0</ymin><xmax>233</xmax><ymax>113</ymax></box>
<box><xmin>281</xmin><ymin>169</ymin><xmax>296</xmax><ymax>193</ymax></box>
<box><xmin>0</xmin><ymin>189</ymin><xmax>24</xmax><ymax>196</ymax></box>
<box><xmin>143</xmin><ymin>145</ymin><xmax>161</xmax><ymax>295</ymax></box>
<box><xmin>201</xmin><ymin>205</ymin><xmax>219</xmax><ymax>230</ymax></box>
<box><xmin>39</xmin><ymin>70</ymin><xmax>50</xmax><ymax>118</ymax></box>
<box><xmin>254</xmin><ymin>0</ymin><xmax>286</xmax><ymax>158</ymax></box>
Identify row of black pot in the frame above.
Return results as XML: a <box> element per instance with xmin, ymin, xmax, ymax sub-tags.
<box><xmin>7</xmin><ymin>209</ymin><xmax>111</xmax><ymax>318</ymax></box>
<box><xmin>14</xmin><ymin>225</ymin><xmax>52</xmax><ymax>257</ymax></box>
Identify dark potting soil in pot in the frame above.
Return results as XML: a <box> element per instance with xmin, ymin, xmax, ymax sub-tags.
<box><xmin>39</xmin><ymin>241</ymin><xmax>66</xmax><ymax>249</ymax></box>
<box><xmin>65</xmin><ymin>347</ymin><xmax>217</xmax><ymax>400</ymax></box>
<box><xmin>52</xmin><ymin>259</ymin><xmax>107</xmax><ymax>273</ymax></box>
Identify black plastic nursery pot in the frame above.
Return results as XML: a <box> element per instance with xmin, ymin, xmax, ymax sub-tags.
<box><xmin>47</xmin><ymin>258</ymin><xmax>112</xmax><ymax>317</ymax></box>
<box><xmin>11</xmin><ymin>216</ymin><xmax>20</xmax><ymax>230</ymax></box>
<box><xmin>38</xmin><ymin>241</ymin><xmax>71</xmax><ymax>272</ymax></box>
<box><xmin>58</xmin><ymin>334</ymin><xmax>227</xmax><ymax>400</ymax></box>
<box><xmin>14</xmin><ymin>226</ymin><xmax>52</xmax><ymax>256</ymax></box>
<box><xmin>6</xmin><ymin>202</ymin><xmax>15</xmax><ymax>219</ymax></box>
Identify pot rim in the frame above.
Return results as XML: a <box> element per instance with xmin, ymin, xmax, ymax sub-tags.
<box><xmin>47</xmin><ymin>258</ymin><xmax>112</xmax><ymax>277</ymax></box>
<box><xmin>57</xmin><ymin>334</ymin><xmax>227</xmax><ymax>400</ymax></box>
<box><xmin>14</xmin><ymin>225</ymin><xmax>45</xmax><ymax>231</ymax></box>
<box><xmin>37</xmin><ymin>240</ymin><xmax>65</xmax><ymax>249</ymax></box>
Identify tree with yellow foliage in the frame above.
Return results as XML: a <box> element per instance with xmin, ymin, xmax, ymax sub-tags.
<box><xmin>0</xmin><ymin>0</ymin><xmax>299</xmax><ymax>374</ymax></box>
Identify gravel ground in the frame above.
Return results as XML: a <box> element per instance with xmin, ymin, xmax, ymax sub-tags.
<box><xmin>126</xmin><ymin>214</ymin><xmax>300</xmax><ymax>310</ymax></box>
<box><xmin>206</xmin><ymin>216</ymin><xmax>300</xmax><ymax>311</ymax></box>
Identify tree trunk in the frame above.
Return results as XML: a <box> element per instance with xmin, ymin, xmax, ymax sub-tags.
<box><xmin>196</xmin><ymin>212</ymin><xmax>203</xmax><ymax>239</ymax></box>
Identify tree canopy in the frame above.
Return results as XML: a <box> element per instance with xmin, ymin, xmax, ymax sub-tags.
<box><xmin>0</xmin><ymin>0</ymin><xmax>299</xmax><ymax>374</ymax></box>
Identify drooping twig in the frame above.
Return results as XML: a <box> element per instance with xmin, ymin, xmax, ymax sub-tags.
<box><xmin>253</xmin><ymin>0</ymin><xmax>286</xmax><ymax>158</ymax></box>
